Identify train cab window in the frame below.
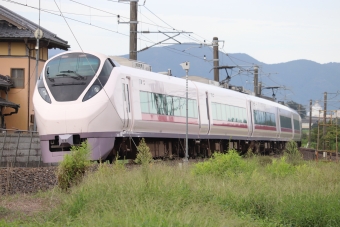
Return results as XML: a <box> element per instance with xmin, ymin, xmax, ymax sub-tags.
<box><xmin>97</xmin><ymin>59</ymin><xmax>114</xmax><ymax>86</ymax></box>
<box><xmin>46</xmin><ymin>53</ymin><xmax>100</xmax><ymax>79</ymax></box>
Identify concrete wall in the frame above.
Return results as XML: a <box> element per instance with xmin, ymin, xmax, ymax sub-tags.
<box><xmin>0</xmin><ymin>131</ymin><xmax>43</xmax><ymax>167</ymax></box>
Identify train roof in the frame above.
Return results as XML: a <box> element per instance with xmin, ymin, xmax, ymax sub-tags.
<box><xmin>46</xmin><ymin>51</ymin><xmax>300</xmax><ymax>118</ymax></box>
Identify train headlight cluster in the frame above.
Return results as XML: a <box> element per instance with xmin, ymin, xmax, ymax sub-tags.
<box><xmin>83</xmin><ymin>84</ymin><xmax>102</xmax><ymax>102</ymax></box>
<box><xmin>38</xmin><ymin>87</ymin><xmax>51</xmax><ymax>104</ymax></box>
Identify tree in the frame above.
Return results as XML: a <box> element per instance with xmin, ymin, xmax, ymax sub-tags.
<box><xmin>286</xmin><ymin>101</ymin><xmax>306</xmax><ymax>119</ymax></box>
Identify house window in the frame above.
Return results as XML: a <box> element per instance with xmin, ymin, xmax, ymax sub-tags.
<box><xmin>11</xmin><ymin>69</ymin><xmax>24</xmax><ymax>88</ymax></box>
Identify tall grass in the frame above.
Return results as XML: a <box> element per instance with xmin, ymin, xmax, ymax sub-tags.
<box><xmin>35</xmin><ymin>163</ymin><xmax>260</xmax><ymax>227</ymax></box>
<box><xmin>4</xmin><ymin>146</ymin><xmax>340</xmax><ymax>226</ymax></box>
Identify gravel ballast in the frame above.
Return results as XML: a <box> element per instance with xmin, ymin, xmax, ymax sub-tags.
<box><xmin>0</xmin><ymin>167</ymin><xmax>57</xmax><ymax>195</ymax></box>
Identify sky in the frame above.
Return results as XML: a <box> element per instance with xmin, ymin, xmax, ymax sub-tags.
<box><xmin>1</xmin><ymin>0</ymin><xmax>340</xmax><ymax>64</ymax></box>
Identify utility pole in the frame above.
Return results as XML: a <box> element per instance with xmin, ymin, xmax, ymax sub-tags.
<box><xmin>129</xmin><ymin>0</ymin><xmax>138</xmax><ymax>60</ymax></box>
<box><xmin>213</xmin><ymin>37</ymin><xmax>219</xmax><ymax>82</ymax></box>
<box><xmin>258</xmin><ymin>82</ymin><xmax>262</xmax><ymax>96</ymax></box>
<box><xmin>253</xmin><ymin>65</ymin><xmax>259</xmax><ymax>96</ymax></box>
<box><xmin>308</xmin><ymin>99</ymin><xmax>312</xmax><ymax>148</ymax></box>
<box><xmin>323</xmin><ymin>92</ymin><xmax>327</xmax><ymax>150</ymax></box>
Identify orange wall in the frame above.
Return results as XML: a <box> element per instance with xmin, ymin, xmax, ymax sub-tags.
<box><xmin>11</xmin><ymin>42</ymin><xmax>26</xmax><ymax>55</ymax></box>
<box><xmin>0</xmin><ymin>56</ymin><xmax>45</xmax><ymax>130</ymax></box>
<box><xmin>0</xmin><ymin>43</ymin><xmax>7</xmax><ymax>55</ymax></box>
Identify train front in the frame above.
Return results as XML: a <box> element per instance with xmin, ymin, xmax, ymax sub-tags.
<box><xmin>33</xmin><ymin>51</ymin><xmax>120</xmax><ymax>163</ymax></box>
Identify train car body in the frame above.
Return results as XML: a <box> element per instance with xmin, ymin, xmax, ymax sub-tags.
<box><xmin>33</xmin><ymin>51</ymin><xmax>301</xmax><ymax>163</ymax></box>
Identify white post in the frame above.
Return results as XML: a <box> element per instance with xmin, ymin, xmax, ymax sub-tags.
<box><xmin>185</xmin><ymin>68</ymin><xmax>188</xmax><ymax>162</ymax></box>
<box><xmin>180</xmin><ymin>62</ymin><xmax>190</xmax><ymax>162</ymax></box>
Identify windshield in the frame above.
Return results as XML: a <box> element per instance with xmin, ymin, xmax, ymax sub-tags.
<box><xmin>45</xmin><ymin>53</ymin><xmax>100</xmax><ymax>79</ymax></box>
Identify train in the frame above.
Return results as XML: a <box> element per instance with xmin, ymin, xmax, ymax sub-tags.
<box><xmin>33</xmin><ymin>51</ymin><xmax>301</xmax><ymax>163</ymax></box>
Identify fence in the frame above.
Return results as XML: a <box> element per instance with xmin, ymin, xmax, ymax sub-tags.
<box><xmin>0</xmin><ymin>129</ymin><xmax>44</xmax><ymax>167</ymax></box>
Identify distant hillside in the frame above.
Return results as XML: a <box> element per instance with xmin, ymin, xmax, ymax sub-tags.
<box><xmin>48</xmin><ymin>48</ymin><xmax>65</xmax><ymax>58</ymax></box>
<box><xmin>122</xmin><ymin>44</ymin><xmax>340</xmax><ymax>107</ymax></box>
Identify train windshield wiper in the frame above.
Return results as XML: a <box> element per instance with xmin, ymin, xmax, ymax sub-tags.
<box><xmin>57</xmin><ymin>70</ymin><xmax>86</xmax><ymax>80</ymax></box>
<box><xmin>46</xmin><ymin>77</ymin><xmax>55</xmax><ymax>82</ymax></box>
<box><xmin>51</xmin><ymin>82</ymin><xmax>86</xmax><ymax>86</ymax></box>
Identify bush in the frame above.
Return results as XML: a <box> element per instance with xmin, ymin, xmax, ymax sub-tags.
<box><xmin>57</xmin><ymin>140</ymin><xmax>92</xmax><ymax>190</ymax></box>
<box><xmin>134</xmin><ymin>138</ymin><xmax>153</xmax><ymax>165</ymax></box>
<box><xmin>192</xmin><ymin>149</ymin><xmax>249</xmax><ymax>177</ymax></box>
<box><xmin>284</xmin><ymin>140</ymin><xmax>303</xmax><ymax>165</ymax></box>
<box><xmin>266</xmin><ymin>156</ymin><xmax>295</xmax><ymax>177</ymax></box>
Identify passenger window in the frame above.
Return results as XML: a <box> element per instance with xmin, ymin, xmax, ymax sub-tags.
<box><xmin>140</xmin><ymin>91</ymin><xmax>149</xmax><ymax>113</ymax></box>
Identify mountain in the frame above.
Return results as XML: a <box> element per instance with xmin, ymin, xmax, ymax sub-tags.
<box><xmin>122</xmin><ymin>44</ymin><xmax>340</xmax><ymax>108</ymax></box>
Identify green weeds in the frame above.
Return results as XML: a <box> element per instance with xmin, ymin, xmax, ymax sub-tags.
<box><xmin>4</xmin><ymin>140</ymin><xmax>340</xmax><ymax>227</ymax></box>
<box><xmin>56</xmin><ymin>140</ymin><xmax>92</xmax><ymax>190</ymax></box>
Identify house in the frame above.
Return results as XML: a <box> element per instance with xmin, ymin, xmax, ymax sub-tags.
<box><xmin>0</xmin><ymin>5</ymin><xmax>69</xmax><ymax>130</ymax></box>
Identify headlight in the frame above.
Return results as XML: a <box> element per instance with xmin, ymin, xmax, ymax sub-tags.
<box><xmin>83</xmin><ymin>84</ymin><xmax>102</xmax><ymax>102</ymax></box>
<box><xmin>38</xmin><ymin>87</ymin><xmax>51</xmax><ymax>103</ymax></box>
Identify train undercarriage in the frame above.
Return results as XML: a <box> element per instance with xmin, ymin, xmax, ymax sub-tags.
<box><xmin>109</xmin><ymin>137</ymin><xmax>297</xmax><ymax>161</ymax></box>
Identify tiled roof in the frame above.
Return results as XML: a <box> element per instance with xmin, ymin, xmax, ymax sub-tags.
<box><xmin>0</xmin><ymin>74</ymin><xmax>13</xmax><ymax>89</ymax></box>
<box><xmin>0</xmin><ymin>5</ymin><xmax>69</xmax><ymax>50</ymax></box>
<box><xmin>0</xmin><ymin>97</ymin><xmax>19</xmax><ymax>109</ymax></box>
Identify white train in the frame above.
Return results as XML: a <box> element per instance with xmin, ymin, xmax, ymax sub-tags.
<box><xmin>33</xmin><ymin>51</ymin><xmax>301</xmax><ymax>163</ymax></box>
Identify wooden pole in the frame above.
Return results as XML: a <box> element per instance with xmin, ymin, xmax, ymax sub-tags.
<box><xmin>129</xmin><ymin>1</ymin><xmax>137</xmax><ymax>60</ymax></box>
<box><xmin>213</xmin><ymin>37</ymin><xmax>219</xmax><ymax>82</ymax></box>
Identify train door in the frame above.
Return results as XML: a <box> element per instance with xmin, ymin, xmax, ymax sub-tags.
<box><xmin>206</xmin><ymin>91</ymin><xmax>211</xmax><ymax>134</ymax></box>
<box><xmin>276</xmin><ymin>108</ymin><xmax>281</xmax><ymax>138</ymax></box>
<box><xmin>121</xmin><ymin>77</ymin><xmax>132</xmax><ymax>131</ymax></box>
<box><xmin>247</xmin><ymin>100</ymin><xmax>254</xmax><ymax>137</ymax></box>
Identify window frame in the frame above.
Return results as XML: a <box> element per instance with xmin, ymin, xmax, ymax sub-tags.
<box><xmin>10</xmin><ymin>68</ymin><xmax>25</xmax><ymax>88</ymax></box>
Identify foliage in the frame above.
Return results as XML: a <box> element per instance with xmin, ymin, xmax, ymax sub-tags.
<box><xmin>192</xmin><ymin>149</ymin><xmax>250</xmax><ymax>177</ymax></box>
<box><xmin>135</xmin><ymin>138</ymin><xmax>153</xmax><ymax>187</ymax></box>
<box><xmin>310</xmin><ymin>121</ymin><xmax>340</xmax><ymax>150</ymax></box>
<box><xmin>57</xmin><ymin>140</ymin><xmax>92</xmax><ymax>191</ymax></box>
<box><xmin>134</xmin><ymin>138</ymin><xmax>153</xmax><ymax>165</ymax></box>
<box><xmin>5</xmin><ymin>156</ymin><xmax>340</xmax><ymax>227</ymax></box>
<box><xmin>266</xmin><ymin>156</ymin><xmax>296</xmax><ymax>177</ymax></box>
<box><xmin>284</xmin><ymin>140</ymin><xmax>303</xmax><ymax>165</ymax></box>
<box><xmin>287</xmin><ymin>100</ymin><xmax>306</xmax><ymax>118</ymax></box>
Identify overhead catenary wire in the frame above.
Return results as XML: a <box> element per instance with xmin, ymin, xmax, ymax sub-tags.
<box><xmin>3</xmin><ymin>0</ymin><xmax>290</xmax><ymax>96</ymax></box>
<box><xmin>3</xmin><ymin>0</ymin><xmax>206</xmax><ymax>51</ymax></box>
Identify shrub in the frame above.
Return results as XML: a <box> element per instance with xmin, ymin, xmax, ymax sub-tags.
<box><xmin>134</xmin><ymin>138</ymin><xmax>153</xmax><ymax>165</ymax></box>
<box><xmin>57</xmin><ymin>140</ymin><xmax>92</xmax><ymax>190</ymax></box>
<box><xmin>135</xmin><ymin>138</ymin><xmax>153</xmax><ymax>186</ymax></box>
<box><xmin>192</xmin><ymin>149</ymin><xmax>249</xmax><ymax>177</ymax></box>
<box><xmin>266</xmin><ymin>156</ymin><xmax>295</xmax><ymax>177</ymax></box>
<box><xmin>284</xmin><ymin>140</ymin><xmax>303</xmax><ymax>165</ymax></box>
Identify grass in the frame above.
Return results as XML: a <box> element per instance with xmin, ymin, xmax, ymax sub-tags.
<box><xmin>3</xmin><ymin>151</ymin><xmax>340</xmax><ymax>226</ymax></box>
